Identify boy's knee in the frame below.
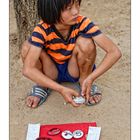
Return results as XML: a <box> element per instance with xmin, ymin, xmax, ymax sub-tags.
<box><xmin>76</xmin><ymin>37</ymin><xmax>96</xmax><ymax>55</ymax></box>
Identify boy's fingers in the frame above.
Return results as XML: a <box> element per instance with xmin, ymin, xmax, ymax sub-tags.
<box><xmin>73</xmin><ymin>91</ymin><xmax>80</xmax><ymax>97</ymax></box>
<box><xmin>81</xmin><ymin>84</ymin><xmax>86</xmax><ymax>96</ymax></box>
<box><xmin>86</xmin><ymin>93</ymin><xmax>90</xmax><ymax>100</ymax></box>
<box><xmin>86</xmin><ymin>87</ymin><xmax>90</xmax><ymax>101</ymax></box>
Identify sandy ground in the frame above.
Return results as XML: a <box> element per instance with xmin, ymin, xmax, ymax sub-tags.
<box><xmin>10</xmin><ymin>0</ymin><xmax>130</xmax><ymax>140</ymax></box>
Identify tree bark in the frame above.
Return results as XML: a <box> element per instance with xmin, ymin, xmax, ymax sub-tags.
<box><xmin>13</xmin><ymin>0</ymin><xmax>39</xmax><ymax>47</ymax></box>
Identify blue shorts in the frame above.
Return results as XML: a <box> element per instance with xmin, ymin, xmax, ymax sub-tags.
<box><xmin>55</xmin><ymin>61</ymin><xmax>96</xmax><ymax>83</ymax></box>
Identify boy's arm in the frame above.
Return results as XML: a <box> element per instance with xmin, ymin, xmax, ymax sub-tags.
<box><xmin>23</xmin><ymin>43</ymin><xmax>79</xmax><ymax>107</ymax></box>
<box><xmin>91</xmin><ymin>33</ymin><xmax>122</xmax><ymax>80</ymax></box>
<box><xmin>81</xmin><ymin>33</ymin><xmax>122</xmax><ymax>96</ymax></box>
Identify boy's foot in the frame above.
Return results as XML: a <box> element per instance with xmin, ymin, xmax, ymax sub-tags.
<box><xmin>26</xmin><ymin>85</ymin><xmax>51</xmax><ymax>108</ymax></box>
<box><xmin>74</xmin><ymin>84</ymin><xmax>102</xmax><ymax>106</ymax></box>
<box><xmin>86</xmin><ymin>85</ymin><xmax>102</xmax><ymax>106</ymax></box>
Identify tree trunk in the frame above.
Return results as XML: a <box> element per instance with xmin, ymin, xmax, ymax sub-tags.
<box><xmin>13</xmin><ymin>0</ymin><xmax>39</xmax><ymax>47</ymax></box>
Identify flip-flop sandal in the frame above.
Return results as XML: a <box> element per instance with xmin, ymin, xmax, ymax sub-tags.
<box><xmin>28</xmin><ymin>85</ymin><xmax>51</xmax><ymax>106</ymax></box>
<box><xmin>74</xmin><ymin>83</ymin><xmax>102</xmax><ymax>106</ymax></box>
<box><xmin>85</xmin><ymin>85</ymin><xmax>102</xmax><ymax>106</ymax></box>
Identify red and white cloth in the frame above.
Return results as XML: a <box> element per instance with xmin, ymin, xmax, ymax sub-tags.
<box><xmin>26</xmin><ymin>122</ymin><xmax>101</xmax><ymax>140</ymax></box>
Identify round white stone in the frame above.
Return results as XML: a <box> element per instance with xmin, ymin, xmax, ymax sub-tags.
<box><xmin>73</xmin><ymin>130</ymin><xmax>84</xmax><ymax>138</ymax></box>
<box><xmin>73</xmin><ymin>96</ymin><xmax>85</xmax><ymax>104</ymax></box>
<box><xmin>61</xmin><ymin>130</ymin><xmax>73</xmax><ymax>139</ymax></box>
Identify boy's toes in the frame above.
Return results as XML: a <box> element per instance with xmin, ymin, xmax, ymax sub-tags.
<box><xmin>32</xmin><ymin>97</ymin><xmax>40</xmax><ymax>108</ymax></box>
<box><xmin>26</xmin><ymin>97</ymin><xmax>33</xmax><ymax>107</ymax></box>
<box><xmin>26</xmin><ymin>96</ymin><xmax>40</xmax><ymax>108</ymax></box>
<box><xmin>93</xmin><ymin>95</ymin><xmax>99</xmax><ymax>103</ymax></box>
<box><xmin>93</xmin><ymin>94</ymin><xmax>102</xmax><ymax>103</ymax></box>
<box><xmin>89</xmin><ymin>97</ymin><xmax>96</xmax><ymax>104</ymax></box>
<box><xmin>88</xmin><ymin>93</ymin><xmax>102</xmax><ymax>105</ymax></box>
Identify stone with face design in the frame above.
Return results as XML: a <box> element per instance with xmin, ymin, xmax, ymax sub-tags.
<box><xmin>61</xmin><ymin>130</ymin><xmax>73</xmax><ymax>139</ymax></box>
<box><xmin>73</xmin><ymin>130</ymin><xmax>84</xmax><ymax>138</ymax></box>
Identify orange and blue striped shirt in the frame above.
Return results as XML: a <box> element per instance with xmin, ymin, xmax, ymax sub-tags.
<box><xmin>29</xmin><ymin>15</ymin><xmax>102</xmax><ymax>64</ymax></box>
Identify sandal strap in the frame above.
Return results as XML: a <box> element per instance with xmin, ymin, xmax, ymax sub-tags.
<box><xmin>90</xmin><ymin>85</ymin><xmax>101</xmax><ymax>96</ymax></box>
<box><xmin>31</xmin><ymin>85</ymin><xmax>50</xmax><ymax>99</ymax></box>
<box><xmin>86</xmin><ymin>86</ymin><xmax>102</xmax><ymax>106</ymax></box>
<box><xmin>74</xmin><ymin>83</ymin><xmax>101</xmax><ymax>96</ymax></box>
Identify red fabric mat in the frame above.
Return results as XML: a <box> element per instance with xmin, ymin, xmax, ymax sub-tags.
<box><xmin>40</xmin><ymin>122</ymin><xmax>97</xmax><ymax>140</ymax></box>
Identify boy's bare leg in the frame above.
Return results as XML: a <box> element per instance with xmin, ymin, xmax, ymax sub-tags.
<box><xmin>21</xmin><ymin>41</ymin><xmax>58</xmax><ymax>108</ymax></box>
<box><xmin>76</xmin><ymin>37</ymin><xmax>96</xmax><ymax>84</ymax></box>
<box><xmin>68</xmin><ymin>37</ymin><xmax>101</xmax><ymax>104</ymax></box>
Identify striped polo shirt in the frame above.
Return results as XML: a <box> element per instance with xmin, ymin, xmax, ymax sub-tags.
<box><xmin>29</xmin><ymin>15</ymin><xmax>102</xmax><ymax>64</ymax></box>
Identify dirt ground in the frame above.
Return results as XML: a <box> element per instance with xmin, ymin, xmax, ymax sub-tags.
<box><xmin>10</xmin><ymin>0</ymin><xmax>130</xmax><ymax>140</ymax></box>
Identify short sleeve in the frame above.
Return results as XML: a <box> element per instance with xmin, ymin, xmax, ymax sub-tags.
<box><xmin>79</xmin><ymin>17</ymin><xmax>102</xmax><ymax>38</ymax></box>
<box><xmin>28</xmin><ymin>24</ymin><xmax>46</xmax><ymax>48</ymax></box>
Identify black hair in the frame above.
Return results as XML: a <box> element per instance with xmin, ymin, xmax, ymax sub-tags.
<box><xmin>37</xmin><ymin>0</ymin><xmax>82</xmax><ymax>24</ymax></box>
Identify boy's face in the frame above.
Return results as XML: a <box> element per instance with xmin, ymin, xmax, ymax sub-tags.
<box><xmin>60</xmin><ymin>0</ymin><xmax>80</xmax><ymax>25</ymax></box>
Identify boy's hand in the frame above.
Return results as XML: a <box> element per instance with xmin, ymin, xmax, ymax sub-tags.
<box><xmin>61</xmin><ymin>87</ymin><xmax>80</xmax><ymax>107</ymax></box>
<box><xmin>81</xmin><ymin>76</ymin><xmax>93</xmax><ymax>102</ymax></box>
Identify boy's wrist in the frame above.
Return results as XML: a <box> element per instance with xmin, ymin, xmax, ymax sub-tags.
<box><xmin>88</xmin><ymin>73</ymin><xmax>95</xmax><ymax>81</ymax></box>
<box><xmin>55</xmin><ymin>85</ymin><xmax>66</xmax><ymax>94</ymax></box>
